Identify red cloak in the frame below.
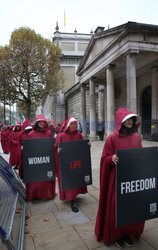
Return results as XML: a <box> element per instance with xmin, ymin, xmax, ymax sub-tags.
<box><xmin>26</xmin><ymin>115</ymin><xmax>56</xmax><ymax>201</ymax></box>
<box><xmin>1</xmin><ymin>127</ymin><xmax>10</xmax><ymax>153</ymax></box>
<box><xmin>56</xmin><ymin>116</ymin><xmax>88</xmax><ymax>201</ymax></box>
<box><xmin>95</xmin><ymin>108</ymin><xmax>145</xmax><ymax>246</ymax></box>
<box><xmin>18</xmin><ymin>119</ymin><xmax>32</xmax><ymax>178</ymax></box>
<box><xmin>54</xmin><ymin>120</ymin><xmax>66</xmax><ymax>178</ymax></box>
<box><xmin>7</xmin><ymin>126</ymin><xmax>14</xmax><ymax>153</ymax></box>
<box><xmin>9</xmin><ymin>123</ymin><xmax>21</xmax><ymax>166</ymax></box>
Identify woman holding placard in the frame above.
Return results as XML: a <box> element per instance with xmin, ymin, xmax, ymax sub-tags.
<box><xmin>56</xmin><ymin>116</ymin><xmax>88</xmax><ymax>213</ymax></box>
<box><xmin>95</xmin><ymin>108</ymin><xmax>145</xmax><ymax>248</ymax></box>
<box><xmin>27</xmin><ymin>115</ymin><xmax>55</xmax><ymax>201</ymax></box>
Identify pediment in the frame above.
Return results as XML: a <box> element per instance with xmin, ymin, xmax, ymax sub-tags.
<box><xmin>81</xmin><ymin>28</ymin><xmax>125</xmax><ymax>71</ymax></box>
<box><xmin>77</xmin><ymin>21</ymin><xmax>158</xmax><ymax>76</ymax></box>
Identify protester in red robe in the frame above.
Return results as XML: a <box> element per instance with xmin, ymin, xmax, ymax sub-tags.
<box><xmin>95</xmin><ymin>108</ymin><xmax>145</xmax><ymax>248</ymax></box>
<box><xmin>56</xmin><ymin>116</ymin><xmax>89</xmax><ymax>213</ymax></box>
<box><xmin>18</xmin><ymin>119</ymin><xmax>32</xmax><ymax>179</ymax></box>
<box><xmin>7</xmin><ymin>125</ymin><xmax>14</xmax><ymax>154</ymax></box>
<box><xmin>1</xmin><ymin>126</ymin><xmax>10</xmax><ymax>153</ymax></box>
<box><xmin>26</xmin><ymin>114</ymin><xmax>55</xmax><ymax>201</ymax></box>
<box><xmin>59</xmin><ymin>121</ymin><xmax>66</xmax><ymax>133</ymax></box>
<box><xmin>54</xmin><ymin>120</ymin><xmax>66</xmax><ymax>181</ymax></box>
<box><xmin>9</xmin><ymin>123</ymin><xmax>21</xmax><ymax>168</ymax></box>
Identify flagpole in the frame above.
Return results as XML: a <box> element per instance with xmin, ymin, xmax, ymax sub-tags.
<box><xmin>64</xmin><ymin>9</ymin><xmax>66</xmax><ymax>32</ymax></box>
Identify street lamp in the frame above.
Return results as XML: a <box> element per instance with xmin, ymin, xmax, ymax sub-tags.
<box><xmin>1</xmin><ymin>65</ymin><xmax>6</xmax><ymax>125</ymax></box>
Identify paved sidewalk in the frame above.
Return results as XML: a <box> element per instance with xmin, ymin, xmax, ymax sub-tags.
<box><xmin>0</xmin><ymin>140</ymin><xmax>158</xmax><ymax>250</ymax></box>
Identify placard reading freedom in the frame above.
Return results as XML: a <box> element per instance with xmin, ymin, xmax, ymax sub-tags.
<box><xmin>116</xmin><ymin>147</ymin><xmax>158</xmax><ymax>227</ymax></box>
<box><xmin>59</xmin><ymin>140</ymin><xmax>92</xmax><ymax>191</ymax></box>
<box><xmin>23</xmin><ymin>138</ymin><xmax>55</xmax><ymax>183</ymax></box>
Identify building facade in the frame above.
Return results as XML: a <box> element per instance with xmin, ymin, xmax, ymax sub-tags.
<box><xmin>38</xmin><ymin>23</ymin><xmax>92</xmax><ymax>123</ymax></box>
<box><xmin>65</xmin><ymin>22</ymin><xmax>158</xmax><ymax>140</ymax></box>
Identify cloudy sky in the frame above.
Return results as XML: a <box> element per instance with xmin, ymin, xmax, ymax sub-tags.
<box><xmin>0</xmin><ymin>0</ymin><xmax>158</xmax><ymax>46</ymax></box>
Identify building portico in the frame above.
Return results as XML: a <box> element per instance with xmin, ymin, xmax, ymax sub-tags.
<box><xmin>67</xmin><ymin>22</ymin><xmax>158</xmax><ymax>140</ymax></box>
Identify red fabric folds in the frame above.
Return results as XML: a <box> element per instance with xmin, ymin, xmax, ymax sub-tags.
<box><xmin>18</xmin><ymin>119</ymin><xmax>32</xmax><ymax>178</ymax></box>
<box><xmin>26</xmin><ymin>116</ymin><xmax>56</xmax><ymax>201</ymax></box>
<box><xmin>55</xmin><ymin>116</ymin><xmax>87</xmax><ymax>201</ymax></box>
<box><xmin>9</xmin><ymin>123</ymin><xmax>21</xmax><ymax>166</ymax></box>
<box><xmin>95</xmin><ymin>108</ymin><xmax>145</xmax><ymax>246</ymax></box>
<box><xmin>1</xmin><ymin>127</ymin><xmax>10</xmax><ymax>153</ymax></box>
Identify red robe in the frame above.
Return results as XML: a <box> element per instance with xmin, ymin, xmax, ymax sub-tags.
<box><xmin>9</xmin><ymin>129</ymin><xmax>21</xmax><ymax>166</ymax></box>
<box><xmin>1</xmin><ymin>128</ymin><xmax>10</xmax><ymax>153</ymax></box>
<box><xmin>56</xmin><ymin>116</ymin><xmax>87</xmax><ymax>201</ymax></box>
<box><xmin>95</xmin><ymin>108</ymin><xmax>145</xmax><ymax>246</ymax></box>
<box><xmin>26</xmin><ymin>116</ymin><xmax>56</xmax><ymax>201</ymax></box>
<box><xmin>18</xmin><ymin>119</ymin><xmax>32</xmax><ymax>179</ymax></box>
<box><xmin>7</xmin><ymin>126</ymin><xmax>14</xmax><ymax>153</ymax></box>
<box><xmin>54</xmin><ymin>133</ymin><xmax>61</xmax><ymax>178</ymax></box>
<box><xmin>18</xmin><ymin>130</ymin><xmax>31</xmax><ymax>178</ymax></box>
<box><xmin>54</xmin><ymin>121</ymin><xmax>66</xmax><ymax>178</ymax></box>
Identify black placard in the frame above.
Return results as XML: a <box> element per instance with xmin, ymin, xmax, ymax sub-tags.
<box><xmin>116</xmin><ymin>147</ymin><xmax>158</xmax><ymax>227</ymax></box>
<box><xmin>23</xmin><ymin>138</ymin><xmax>55</xmax><ymax>183</ymax></box>
<box><xmin>59</xmin><ymin>140</ymin><xmax>92</xmax><ymax>191</ymax></box>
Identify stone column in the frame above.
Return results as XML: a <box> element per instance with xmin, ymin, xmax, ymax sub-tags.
<box><xmin>126</xmin><ymin>51</ymin><xmax>138</xmax><ymax>113</ymax></box>
<box><xmin>98</xmin><ymin>85</ymin><xmax>105</xmax><ymax>122</ymax></box>
<box><xmin>98</xmin><ymin>85</ymin><xmax>105</xmax><ymax>139</ymax></box>
<box><xmin>80</xmin><ymin>84</ymin><xmax>87</xmax><ymax>138</ymax></box>
<box><xmin>104</xmin><ymin>84</ymin><xmax>107</xmax><ymax>138</ymax></box>
<box><xmin>89</xmin><ymin>78</ymin><xmax>97</xmax><ymax>139</ymax></box>
<box><xmin>51</xmin><ymin>94</ymin><xmax>57</xmax><ymax>121</ymax></box>
<box><xmin>106</xmin><ymin>65</ymin><xmax>115</xmax><ymax>137</ymax></box>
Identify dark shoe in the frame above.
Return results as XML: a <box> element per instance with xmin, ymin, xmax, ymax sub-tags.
<box><xmin>115</xmin><ymin>237</ymin><xmax>125</xmax><ymax>248</ymax></box>
<box><xmin>71</xmin><ymin>201</ymin><xmax>79</xmax><ymax>213</ymax></box>
<box><xmin>14</xmin><ymin>166</ymin><xmax>19</xmax><ymax>170</ymax></box>
<box><xmin>123</xmin><ymin>235</ymin><xmax>134</xmax><ymax>247</ymax></box>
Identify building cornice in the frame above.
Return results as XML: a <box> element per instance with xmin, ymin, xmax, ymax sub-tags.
<box><xmin>64</xmin><ymin>82</ymin><xmax>81</xmax><ymax>99</ymax></box>
<box><xmin>77</xmin><ymin>21</ymin><xmax>158</xmax><ymax>76</ymax></box>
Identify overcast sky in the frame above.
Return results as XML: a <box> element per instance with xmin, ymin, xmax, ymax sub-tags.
<box><xmin>0</xmin><ymin>0</ymin><xmax>158</xmax><ymax>46</ymax></box>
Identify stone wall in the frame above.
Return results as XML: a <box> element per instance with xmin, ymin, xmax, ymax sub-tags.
<box><xmin>61</xmin><ymin>66</ymin><xmax>75</xmax><ymax>92</ymax></box>
<box><xmin>42</xmin><ymin>95</ymin><xmax>55</xmax><ymax>121</ymax></box>
<box><xmin>67</xmin><ymin>91</ymin><xmax>81</xmax><ymax>121</ymax></box>
<box><xmin>42</xmin><ymin>94</ymin><xmax>65</xmax><ymax>123</ymax></box>
<box><xmin>61</xmin><ymin>42</ymin><xmax>75</xmax><ymax>51</ymax></box>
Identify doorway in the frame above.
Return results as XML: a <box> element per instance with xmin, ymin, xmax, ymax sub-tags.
<box><xmin>142</xmin><ymin>86</ymin><xmax>151</xmax><ymax>139</ymax></box>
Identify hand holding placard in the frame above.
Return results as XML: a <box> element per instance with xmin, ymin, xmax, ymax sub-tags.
<box><xmin>112</xmin><ymin>154</ymin><xmax>118</xmax><ymax>165</ymax></box>
<box><xmin>57</xmin><ymin>147</ymin><xmax>62</xmax><ymax>153</ymax></box>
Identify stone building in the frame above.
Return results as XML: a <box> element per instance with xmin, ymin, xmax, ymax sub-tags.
<box><xmin>65</xmin><ymin>22</ymin><xmax>158</xmax><ymax>140</ymax></box>
<box><xmin>38</xmin><ymin>23</ymin><xmax>92</xmax><ymax>123</ymax></box>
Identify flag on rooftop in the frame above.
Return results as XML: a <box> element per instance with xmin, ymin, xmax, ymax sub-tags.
<box><xmin>64</xmin><ymin>9</ymin><xmax>66</xmax><ymax>27</ymax></box>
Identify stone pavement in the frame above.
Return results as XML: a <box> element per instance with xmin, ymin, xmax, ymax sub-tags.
<box><xmin>0</xmin><ymin>140</ymin><xmax>158</xmax><ymax>250</ymax></box>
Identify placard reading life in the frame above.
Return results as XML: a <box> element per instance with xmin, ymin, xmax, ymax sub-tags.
<box><xmin>59</xmin><ymin>140</ymin><xmax>92</xmax><ymax>191</ymax></box>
